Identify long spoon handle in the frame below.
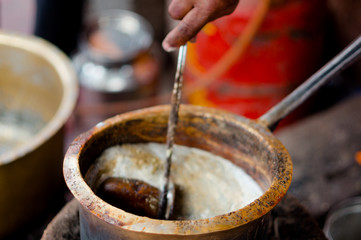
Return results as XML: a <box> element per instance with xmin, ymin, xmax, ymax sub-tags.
<box><xmin>259</xmin><ymin>35</ymin><xmax>361</xmax><ymax>130</ymax></box>
<box><xmin>159</xmin><ymin>44</ymin><xmax>187</xmax><ymax>219</ymax></box>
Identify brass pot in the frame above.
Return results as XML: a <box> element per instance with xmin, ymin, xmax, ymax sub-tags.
<box><xmin>64</xmin><ymin>105</ymin><xmax>292</xmax><ymax>239</ymax></box>
<box><xmin>0</xmin><ymin>32</ymin><xmax>78</xmax><ymax>237</ymax></box>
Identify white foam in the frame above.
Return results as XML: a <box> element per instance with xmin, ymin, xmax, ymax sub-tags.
<box><xmin>91</xmin><ymin>142</ymin><xmax>264</xmax><ymax>220</ymax></box>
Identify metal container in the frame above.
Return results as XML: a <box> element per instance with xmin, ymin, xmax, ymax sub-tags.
<box><xmin>72</xmin><ymin>9</ymin><xmax>161</xmax><ymax>134</ymax></box>
<box><xmin>323</xmin><ymin>197</ymin><xmax>361</xmax><ymax>240</ymax></box>
<box><xmin>64</xmin><ymin>105</ymin><xmax>292</xmax><ymax>239</ymax></box>
<box><xmin>0</xmin><ymin>32</ymin><xmax>78</xmax><ymax>237</ymax></box>
<box><xmin>72</xmin><ymin>9</ymin><xmax>160</xmax><ymax>99</ymax></box>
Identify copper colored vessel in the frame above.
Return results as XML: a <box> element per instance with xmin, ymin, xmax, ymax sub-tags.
<box><xmin>0</xmin><ymin>32</ymin><xmax>78</xmax><ymax>237</ymax></box>
<box><xmin>64</xmin><ymin>105</ymin><xmax>291</xmax><ymax>239</ymax></box>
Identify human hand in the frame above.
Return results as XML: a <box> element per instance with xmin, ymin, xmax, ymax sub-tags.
<box><xmin>162</xmin><ymin>0</ymin><xmax>239</xmax><ymax>52</ymax></box>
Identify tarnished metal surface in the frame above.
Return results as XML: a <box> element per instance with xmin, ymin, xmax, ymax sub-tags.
<box><xmin>160</xmin><ymin>44</ymin><xmax>187</xmax><ymax>219</ymax></box>
<box><xmin>64</xmin><ymin>105</ymin><xmax>292</xmax><ymax>239</ymax></box>
<box><xmin>0</xmin><ymin>32</ymin><xmax>78</xmax><ymax>237</ymax></box>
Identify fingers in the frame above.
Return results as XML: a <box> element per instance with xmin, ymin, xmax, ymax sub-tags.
<box><xmin>168</xmin><ymin>0</ymin><xmax>193</xmax><ymax>20</ymax></box>
<box><xmin>162</xmin><ymin>0</ymin><xmax>240</xmax><ymax>52</ymax></box>
<box><xmin>162</xmin><ymin>6</ymin><xmax>210</xmax><ymax>51</ymax></box>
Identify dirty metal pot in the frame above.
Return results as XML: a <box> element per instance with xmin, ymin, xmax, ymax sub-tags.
<box><xmin>64</xmin><ymin>35</ymin><xmax>361</xmax><ymax>239</ymax></box>
<box><xmin>0</xmin><ymin>32</ymin><xmax>78</xmax><ymax>237</ymax></box>
<box><xmin>64</xmin><ymin>105</ymin><xmax>291</xmax><ymax>240</ymax></box>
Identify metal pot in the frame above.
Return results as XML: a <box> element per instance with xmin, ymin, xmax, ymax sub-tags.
<box><xmin>64</xmin><ymin>35</ymin><xmax>361</xmax><ymax>239</ymax></box>
<box><xmin>323</xmin><ymin>197</ymin><xmax>361</xmax><ymax>240</ymax></box>
<box><xmin>0</xmin><ymin>32</ymin><xmax>78</xmax><ymax>237</ymax></box>
<box><xmin>64</xmin><ymin>104</ymin><xmax>291</xmax><ymax>239</ymax></box>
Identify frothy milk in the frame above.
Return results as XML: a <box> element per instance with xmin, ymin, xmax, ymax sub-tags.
<box><xmin>87</xmin><ymin>142</ymin><xmax>264</xmax><ymax>220</ymax></box>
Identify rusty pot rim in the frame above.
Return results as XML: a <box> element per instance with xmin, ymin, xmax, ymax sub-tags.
<box><xmin>0</xmin><ymin>32</ymin><xmax>78</xmax><ymax>165</ymax></box>
<box><xmin>64</xmin><ymin>105</ymin><xmax>292</xmax><ymax>235</ymax></box>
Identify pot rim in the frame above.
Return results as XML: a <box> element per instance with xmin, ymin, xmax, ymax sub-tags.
<box><xmin>64</xmin><ymin>105</ymin><xmax>292</xmax><ymax>235</ymax></box>
<box><xmin>0</xmin><ymin>32</ymin><xmax>78</xmax><ymax>165</ymax></box>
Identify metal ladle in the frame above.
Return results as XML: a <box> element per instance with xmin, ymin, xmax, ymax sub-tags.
<box><xmin>159</xmin><ymin>44</ymin><xmax>188</xmax><ymax>219</ymax></box>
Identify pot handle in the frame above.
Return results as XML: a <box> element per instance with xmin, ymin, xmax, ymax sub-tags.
<box><xmin>258</xmin><ymin>34</ymin><xmax>361</xmax><ymax>131</ymax></box>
